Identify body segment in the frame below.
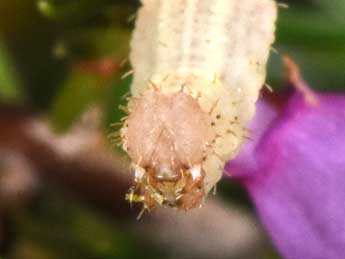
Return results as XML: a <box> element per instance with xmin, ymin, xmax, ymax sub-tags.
<box><xmin>120</xmin><ymin>0</ymin><xmax>278</xmax><ymax>211</ymax></box>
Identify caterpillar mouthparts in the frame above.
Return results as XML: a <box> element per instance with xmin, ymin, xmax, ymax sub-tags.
<box><xmin>116</xmin><ymin>0</ymin><xmax>278</xmax><ymax>213</ymax></box>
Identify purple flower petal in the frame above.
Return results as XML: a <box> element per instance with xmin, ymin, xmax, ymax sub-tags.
<box><xmin>226</xmin><ymin>81</ymin><xmax>345</xmax><ymax>257</ymax></box>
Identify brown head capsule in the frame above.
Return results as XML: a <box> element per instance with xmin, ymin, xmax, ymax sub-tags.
<box><xmin>122</xmin><ymin>88</ymin><xmax>215</xmax><ymax>210</ymax></box>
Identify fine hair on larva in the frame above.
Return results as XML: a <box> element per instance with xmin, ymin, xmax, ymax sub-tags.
<box><xmin>116</xmin><ymin>0</ymin><xmax>278</xmax><ymax>214</ymax></box>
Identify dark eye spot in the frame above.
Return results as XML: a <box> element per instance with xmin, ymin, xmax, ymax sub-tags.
<box><xmin>226</xmin><ymin>129</ymin><xmax>233</xmax><ymax>134</ymax></box>
<box><xmin>211</xmin><ymin>122</ymin><xmax>216</xmax><ymax>126</ymax></box>
<box><xmin>216</xmin><ymin>114</ymin><xmax>221</xmax><ymax>119</ymax></box>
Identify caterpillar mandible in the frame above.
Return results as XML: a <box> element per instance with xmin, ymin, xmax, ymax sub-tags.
<box><xmin>119</xmin><ymin>0</ymin><xmax>277</xmax><ymax>212</ymax></box>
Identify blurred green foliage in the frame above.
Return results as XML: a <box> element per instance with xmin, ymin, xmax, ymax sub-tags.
<box><xmin>50</xmin><ymin>71</ymin><xmax>106</xmax><ymax>132</ymax></box>
<box><xmin>0</xmin><ymin>41</ymin><xmax>21</xmax><ymax>102</ymax></box>
<box><xmin>8</xmin><ymin>190</ymin><xmax>164</xmax><ymax>259</ymax></box>
<box><xmin>0</xmin><ymin>0</ymin><xmax>344</xmax><ymax>258</ymax></box>
<box><xmin>271</xmin><ymin>2</ymin><xmax>345</xmax><ymax>90</ymax></box>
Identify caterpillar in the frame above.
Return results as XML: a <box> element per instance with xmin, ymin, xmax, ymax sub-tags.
<box><xmin>119</xmin><ymin>0</ymin><xmax>277</xmax><ymax>212</ymax></box>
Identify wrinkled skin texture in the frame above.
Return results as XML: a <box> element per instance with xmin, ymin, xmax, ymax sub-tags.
<box><xmin>226</xmin><ymin>89</ymin><xmax>345</xmax><ymax>258</ymax></box>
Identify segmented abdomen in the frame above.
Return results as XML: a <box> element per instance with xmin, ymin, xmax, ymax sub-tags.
<box><xmin>123</xmin><ymin>0</ymin><xmax>278</xmax><ymax>206</ymax></box>
<box><xmin>130</xmin><ymin>0</ymin><xmax>277</xmax><ymax>100</ymax></box>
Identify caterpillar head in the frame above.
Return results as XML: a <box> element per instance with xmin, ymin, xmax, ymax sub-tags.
<box><xmin>121</xmin><ymin>89</ymin><xmax>215</xmax><ymax>210</ymax></box>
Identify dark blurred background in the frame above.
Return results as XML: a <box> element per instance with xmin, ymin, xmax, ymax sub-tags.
<box><xmin>0</xmin><ymin>1</ymin><xmax>344</xmax><ymax>258</ymax></box>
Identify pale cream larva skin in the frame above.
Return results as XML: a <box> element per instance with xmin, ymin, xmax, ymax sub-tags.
<box><xmin>122</xmin><ymin>0</ymin><xmax>277</xmax><ymax>209</ymax></box>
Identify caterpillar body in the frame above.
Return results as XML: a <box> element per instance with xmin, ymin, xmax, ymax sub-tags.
<box><xmin>120</xmin><ymin>0</ymin><xmax>277</xmax><ymax>211</ymax></box>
